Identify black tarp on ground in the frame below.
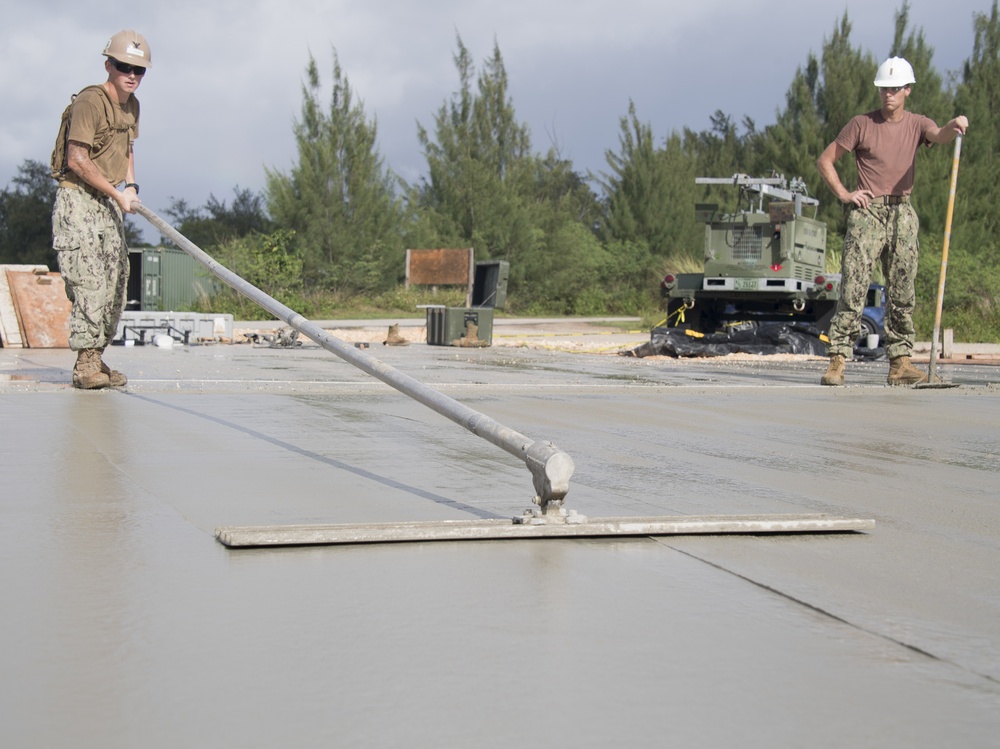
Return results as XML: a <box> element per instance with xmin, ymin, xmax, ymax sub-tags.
<box><xmin>621</xmin><ymin>323</ymin><xmax>885</xmax><ymax>359</ymax></box>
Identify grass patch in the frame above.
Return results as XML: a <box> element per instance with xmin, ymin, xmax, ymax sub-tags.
<box><xmin>197</xmin><ymin>286</ymin><xmax>470</xmax><ymax>320</ymax></box>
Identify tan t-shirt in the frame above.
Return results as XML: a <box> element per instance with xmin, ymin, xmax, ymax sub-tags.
<box><xmin>835</xmin><ymin>110</ymin><xmax>935</xmax><ymax>196</ymax></box>
<box><xmin>64</xmin><ymin>86</ymin><xmax>140</xmax><ymax>187</ymax></box>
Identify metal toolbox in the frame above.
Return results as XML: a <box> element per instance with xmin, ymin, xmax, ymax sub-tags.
<box><xmin>425</xmin><ymin>260</ymin><xmax>507</xmax><ymax>347</ymax></box>
<box><xmin>425</xmin><ymin>306</ymin><xmax>494</xmax><ymax>346</ymax></box>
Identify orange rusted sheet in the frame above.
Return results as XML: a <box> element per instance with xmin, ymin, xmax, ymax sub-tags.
<box><xmin>0</xmin><ymin>264</ymin><xmax>49</xmax><ymax>347</ymax></box>
<box><xmin>406</xmin><ymin>248</ymin><xmax>473</xmax><ymax>287</ymax></box>
<box><xmin>5</xmin><ymin>271</ymin><xmax>71</xmax><ymax>348</ymax></box>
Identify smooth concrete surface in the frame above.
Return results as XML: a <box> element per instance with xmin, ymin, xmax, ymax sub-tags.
<box><xmin>2</xmin><ymin>331</ymin><xmax>999</xmax><ymax>748</ymax></box>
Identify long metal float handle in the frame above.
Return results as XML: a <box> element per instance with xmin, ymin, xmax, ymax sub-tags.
<box><xmin>927</xmin><ymin>134</ymin><xmax>962</xmax><ymax>383</ymax></box>
<box><xmin>134</xmin><ymin>204</ymin><xmax>574</xmax><ymax>509</ymax></box>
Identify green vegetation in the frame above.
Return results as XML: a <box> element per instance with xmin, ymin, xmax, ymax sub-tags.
<box><xmin>3</xmin><ymin>2</ymin><xmax>999</xmax><ymax>340</ymax></box>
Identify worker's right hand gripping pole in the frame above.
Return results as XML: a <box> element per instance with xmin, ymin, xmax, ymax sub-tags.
<box><xmin>134</xmin><ymin>204</ymin><xmax>576</xmax><ymax>508</ymax></box>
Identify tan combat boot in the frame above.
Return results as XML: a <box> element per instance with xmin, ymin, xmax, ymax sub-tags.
<box><xmin>453</xmin><ymin>322</ymin><xmax>488</xmax><ymax>348</ymax></box>
<box><xmin>384</xmin><ymin>324</ymin><xmax>409</xmax><ymax>346</ymax></box>
<box><xmin>820</xmin><ymin>354</ymin><xmax>846</xmax><ymax>386</ymax></box>
<box><xmin>887</xmin><ymin>356</ymin><xmax>938</xmax><ymax>386</ymax></box>
<box><xmin>99</xmin><ymin>347</ymin><xmax>127</xmax><ymax>387</ymax></box>
<box><xmin>72</xmin><ymin>349</ymin><xmax>111</xmax><ymax>390</ymax></box>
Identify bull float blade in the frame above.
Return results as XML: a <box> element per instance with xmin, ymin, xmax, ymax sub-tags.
<box><xmin>216</xmin><ymin>513</ymin><xmax>875</xmax><ymax>548</ymax></box>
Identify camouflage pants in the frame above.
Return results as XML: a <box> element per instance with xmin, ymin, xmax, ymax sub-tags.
<box><xmin>52</xmin><ymin>187</ymin><xmax>130</xmax><ymax>351</ymax></box>
<box><xmin>827</xmin><ymin>202</ymin><xmax>919</xmax><ymax>359</ymax></box>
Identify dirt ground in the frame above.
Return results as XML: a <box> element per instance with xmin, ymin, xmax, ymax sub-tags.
<box><xmin>232</xmin><ymin>319</ymin><xmax>829</xmax><ymax>362</ymax></box>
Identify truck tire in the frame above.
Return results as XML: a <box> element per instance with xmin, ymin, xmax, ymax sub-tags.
<box><xmin>678</xmin><ymin>300</ymin><xmax>723</xmax><ymax>335</ymax></box>
<box><xmin>812</xmin><ymin>300</ymin><xmax>837</xmax><ymax>335</ymax></box>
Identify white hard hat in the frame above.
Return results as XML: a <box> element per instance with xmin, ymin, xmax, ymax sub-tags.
<box><xmin>874</xmin><ymin>57</ymin><xmax>915</xmax><ymax>87</ymax></box>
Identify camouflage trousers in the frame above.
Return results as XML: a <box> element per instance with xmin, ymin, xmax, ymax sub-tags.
<box><xmin>827</xmin><ymin>202</ymin><xmax>919</xmax><ymax>359</ymax></box>
<box><xmin>52</xmin><ymin>187</ymin><xmax>130</xmax><ymax>351</ymax></box>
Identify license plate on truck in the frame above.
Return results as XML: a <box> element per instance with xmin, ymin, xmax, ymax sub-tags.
<box><xmin>735</xmin><ymin>278</ymin><xmax>758</xmax><ymax>291</ymax></box>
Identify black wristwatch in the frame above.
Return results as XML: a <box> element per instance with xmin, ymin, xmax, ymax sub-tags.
<box><xmin>125</xmin><ymin>183</ymin><xmax>140</xmax><ymax>194</ymax></box>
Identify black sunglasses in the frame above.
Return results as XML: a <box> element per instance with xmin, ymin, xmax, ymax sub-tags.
<box><xmin>110</xmin><ymin>59</ymin><xmax>146</xmax><ymax>76</ymax></box>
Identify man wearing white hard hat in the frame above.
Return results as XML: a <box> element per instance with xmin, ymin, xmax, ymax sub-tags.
<box><xmin>817</xmin><ymin>56</ymin><xmax>968</xmax><ymax>386</ymax></box>
<box><xmin>51</xmin><ymin>30</ymin><xmax>151</xmax><ymax>389</ymax></box>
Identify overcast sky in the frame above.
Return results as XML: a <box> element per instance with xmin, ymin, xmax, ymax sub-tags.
<box><xmin>0</xmin><ymin>1</ymin><xmax>990</xmax><ymax>242</ymax></box>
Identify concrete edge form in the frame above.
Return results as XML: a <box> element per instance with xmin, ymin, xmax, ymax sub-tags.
<box><xmin>215</xmin><ymin>514</ymin><xmax>876</xmax><ymax>548</ymax></box>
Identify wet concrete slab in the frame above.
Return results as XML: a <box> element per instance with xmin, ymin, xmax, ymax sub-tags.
<box><xmin>2</xmin><ymin>333</ymin><xmax>999</xmax><ymax>747</ymax></box>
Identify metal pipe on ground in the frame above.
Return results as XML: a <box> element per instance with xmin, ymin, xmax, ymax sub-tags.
<box><xmin>134</xmin><ymin>204</ymin><xmax>573</xmax><ymax>508</ymax></box>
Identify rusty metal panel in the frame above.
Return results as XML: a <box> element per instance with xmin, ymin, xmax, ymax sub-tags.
<box><xmin>5</xmin><ymin>271</ymin><xmax>71</xmax><ymax>348</ymax></box>
<box><xmin>406</xmin><ymin>248</ymin><xmax>473</xmax><ymax>287</ymax></box>
<box><xmin>0</xmin><ymin>264</ymin><xmax>49</xmax><ymax>347</ymax></box>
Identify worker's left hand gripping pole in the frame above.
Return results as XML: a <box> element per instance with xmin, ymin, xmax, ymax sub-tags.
<box><xmin>133</xmin><ymin>204</ymin><xmax>576</xmax><ymax>506</ymax></box>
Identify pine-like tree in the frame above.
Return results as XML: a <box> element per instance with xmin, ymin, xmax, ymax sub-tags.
<box><xmin>414</xmin><ymin>37</ymin><xmax>537</xmax><ymax>276</ymax></box>
<box><xmin>941</xmin><ymin>0</ymin><xmax>1000</xmax><ymax>318</ymax></box>
<box><xmin>0</xmin><ymin>160</ymin><xmax>58</xmax><ymax>266</ymax></box>
<box><xmin>266</xmin><ymin>52</ymin><xmax>405</xmax><ymax>292</ymax></box>
<box><xmin>596</xmin><ymin>102</ymin><xmax>699</xmax><ymax>259</ymax></box>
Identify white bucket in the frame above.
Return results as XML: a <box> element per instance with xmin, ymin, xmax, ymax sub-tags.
<box><xmin>866</xmin><ymin>333</ymin><xmax>879</xmax><ymax>349</ymax></box>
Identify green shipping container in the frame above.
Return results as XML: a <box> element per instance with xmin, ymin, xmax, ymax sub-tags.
<box><xmin>128</xmin><ymin>247</ymin><xmax>219</xmax><ymax>311</ymax></box>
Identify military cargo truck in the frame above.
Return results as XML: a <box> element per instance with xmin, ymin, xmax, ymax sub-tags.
<box><xmin>660</xmin><ymin>174</ymin><xmax>840</xmax><ymax>334</ymax></box>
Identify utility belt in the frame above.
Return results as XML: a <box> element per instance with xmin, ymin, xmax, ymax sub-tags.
<box><xmin>874</xmin><ymin>194</ymin><xmax>909</xmax><ymax>205</ymax></box>
<box><xmin>58</xmin><ymin>179</ymin><xmax>109</xmax><ymax>201</ymax></box>
<box><xmin>847</xmin><ymin>194</ymin><xmax>910</xmax><ymax>211</ymax></box>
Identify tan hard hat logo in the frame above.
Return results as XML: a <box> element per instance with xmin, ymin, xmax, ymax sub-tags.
<box><xmin>126</xmin><ymin>43</ymin><xmax>146</xmax><ymax>59</ymax></box>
